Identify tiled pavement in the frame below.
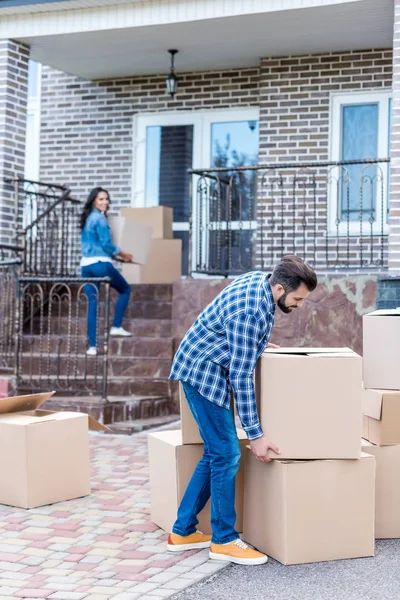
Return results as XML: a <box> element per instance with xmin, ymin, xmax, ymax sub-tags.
<box><xmin>0</xmin><ymin>429</ymin><xmax>227</xmax><ymax>600</ymax></box>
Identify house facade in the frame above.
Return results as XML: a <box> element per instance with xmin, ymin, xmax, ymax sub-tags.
<box><xmin>0</xmin><ymin>0</ymin><xmax>397</xmax><ymax>273</ymax></box>
<box><xmin>0</xmin><ymin>1</ymin><xmax>399</xmax><ymax>412</ymax></box>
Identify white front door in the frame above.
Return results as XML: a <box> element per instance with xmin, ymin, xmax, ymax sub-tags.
<box><xmin>133</xmin><ymin>108</ymin><xmax>259</xmax><ymax>275</ymax></box>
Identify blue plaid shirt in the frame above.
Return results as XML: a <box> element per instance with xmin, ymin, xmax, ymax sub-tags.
<box><xmin>170</xmin><ymin>271</ymin><xmax>275</xmax><ymax>440</ymax></box>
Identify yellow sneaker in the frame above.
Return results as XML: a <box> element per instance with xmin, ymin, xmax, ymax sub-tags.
<box><xmin>209</xmin><ymin>538</ymin><xmax>268</xmax><ymax>565</ymax></box>
<box><xmin>167</xmin><ymin>531</ymin><xmax>212</xmax><ymax>552</ymax></box>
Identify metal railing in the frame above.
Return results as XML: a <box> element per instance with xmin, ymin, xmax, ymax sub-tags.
<box><xmin>9</xmin><ymin>176</ymin><xmax>81</xmax><ymax>276</ymax></box>
<box><xmin>0</xmin><ymin>178</ymin><xmax>112</xmax><ymax>400</ymax></box>
<box><xmin>190</xmin><ymin>158</ymin><xmax>390</xmax><ymax>276</ymax></box>
<box><xmin>0</xmin><ymin>245</ymin><xmax>22</xmax><ymax>371</ymax></box>
<box><xmin>15</xmin><ymin>277</ymin><xmax>111</xmax><ymax>399</ymax></box>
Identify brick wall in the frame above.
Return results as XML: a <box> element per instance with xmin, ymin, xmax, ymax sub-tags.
<box><xmin>39</xmin><ymin>49</ymin><xmax>393</xmax><ymax>272</ymax></box>
<box><xmin>257</xmin><ymin>49</ymin><xmax>392</xmax><ymax>271</ymax></box>
<box><xmin>0</xmin><ymin>40</ymin><xmax>29</xmax><ymax>245</ymax></box>
<box><xmin>39</xmin><ymin>67</ymin><xmax>260</xmax><ymax>207</ymax></box>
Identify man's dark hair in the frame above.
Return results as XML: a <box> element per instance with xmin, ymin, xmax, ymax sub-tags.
<box><xmin>269</xmin><ymin>255</ymin><xmax>317</xmax><ymax>293</ymax></box>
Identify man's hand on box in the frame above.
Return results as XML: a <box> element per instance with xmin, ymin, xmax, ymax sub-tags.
<box><xmin>266</xmin><ymin>342</ymin><xmax>280</xmax><ymax>349</ymax></box>
<box><xmin>250</xmin><ymin>435</ymin><xmax>280</xmax><ymax>463</ymax></box>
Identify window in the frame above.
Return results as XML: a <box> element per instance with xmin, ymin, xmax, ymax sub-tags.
<box><xmin>134</xmin><ymin>109</ymin><xmax>259</xmax><ymax>275</ymax></box>
<box><xmin>330</xmin><ymin>91</ymin><xmax>391</xmax><ymax>233</ymax></box>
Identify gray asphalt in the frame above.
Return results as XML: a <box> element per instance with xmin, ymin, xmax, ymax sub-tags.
<box><xmin>171</xmin><ymin>540</ymin><xmax>400</xmax><ymax>600</ymax></box>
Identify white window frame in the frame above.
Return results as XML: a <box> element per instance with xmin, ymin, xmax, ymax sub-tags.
<box><xmin>132</xmin><ymin>108</ymin><xmax>260</xmax><ymax>275</ymax></box>
<box><xmin>23</xmin><ymin>60</ymin><xmax>42</xmax><ymax>231</ymax></box>
<box><xmin>24</xmin><ymin>61</ymin><xmax>42</xmax><ymax>183</ymax></box>
<box><xmin>329</xmin><ymin>90</ymin><xmax>391</xmax><ymax>236</ymax></box>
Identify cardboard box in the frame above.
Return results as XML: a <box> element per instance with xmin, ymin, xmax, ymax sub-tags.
<box><xmin>362</xmin><ymin>388</ymin><xmax>400</xmax><ymax>445</ymax></box>
<box><xmin>120</xmin><ymin>206</ymin><xmax>173</xmax><ymax>239</ymax></box>
<box><xmin>362</xmin><ymin>439</ymin><xmax>400</xmax><ymax>538</ymax></box>
<box><xmin>258</xmin><ymin>348</ymin><xmax>362</xmax><ymax>459</ymax></box>
<box><xmin>122</xmin><ymin>238</ymin><xmax>182</xmax><ymax>284</ymax></box>
<box><xmin>0</xmin><ymin>392</ymin><xmax>108</xmax><ymax>509</ymax></box>
<box><xmin>362</xmin><ymin>414</ymin><xmax>369</xmax><ymax>439</ymax></box>
<box><xmin>108</xmin><ymin>215</ymin><xmax>153</xmax><ymax>265</ymax></box>
<box><xmin>179</xmin><ymin>383</ymin><xmax>238</xmax><ymax>445</ymax></box>
<box><xmin>179</xmin><ymin>383</ymin><xmax>202</xmax><ymax>445</ymax></box>
<box><xmin>148</xmin><ymin>429</ymin><xmax>247</xmax><ymax>535</ymax></box>
<box><xmin>363</xmin><ymin>309</ymin><xmax>400</xmax><ymax>390</ymax></box>
<box><xmin>243</xmin><ymin>448</ymin><xmax>375</xmax><ymax>565</ymax></box>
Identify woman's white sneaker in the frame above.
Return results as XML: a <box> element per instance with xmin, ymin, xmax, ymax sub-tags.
<box><xmin>110</xmin><ymin>326</ymin><xmax>132</xmax><ymax>337</ymax></box>
<box><xmin>86</xmin><ymin>347</ymin><xmax>97</xmax><ymax>356</ymax></box>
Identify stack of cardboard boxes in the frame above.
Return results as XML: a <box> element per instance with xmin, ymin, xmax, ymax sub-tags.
<box><xmin>243</xmin><ymin>347</ymin><xmax>375</xmax><ymax>565</ymax></box>
<box><xmin>362</xmin><ymin>309</ymin><xmax>400</xmax><ymax>538</ymax></box>
<box><xmin>149</xmin><ymin>346</ymin><xmax>398</xmax><ymax>565</ymax></box>
<box><xmin>148</xmin><ymin>384</ymin><xmax>247</xmax><ymax>535</ymax></box>
<box><xmin>110</xmin><ymin>206</ymin><xmax>182</xmax><ymax>284</ymax></box>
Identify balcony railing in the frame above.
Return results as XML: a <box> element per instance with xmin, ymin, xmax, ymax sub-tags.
<box><xmin>190</xmin><ymin>158</ymin><xmax>390</xmax><ymax>276</ymax></box>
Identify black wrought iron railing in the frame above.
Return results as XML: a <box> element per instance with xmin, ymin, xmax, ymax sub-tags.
<box><xmin>0</xmin><ymin>178</ymin><xmax>110</xmax><ymax>401</ymax></box>
<box><xmin>190</xmin><ymin>158</ymin><xmax>390</xmax><ymax>276</ymax></box>
<box><xmin>15</xmin><ymin>277</ymin><xmax>111</xmax><ymax>399</ymax></box>
<box><xmin>0</xmin><ymin>244</ymin><xmax>22</xmax><ymax>371</ymax></box>
<box><xmin>9</xmin><ymin>176</ymin><xmax>81</xmax><ymax>276</ymax></box>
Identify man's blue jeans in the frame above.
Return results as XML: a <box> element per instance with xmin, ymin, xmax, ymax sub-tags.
<box><xmin>81</xmin><ymin>262</ymin><xmax>131</xmax><ymax>347</ymax></box>
<box><xmin>172</xmin><ymin>382</ymin><xmax>241</xmax><ymax>545</ymax></box>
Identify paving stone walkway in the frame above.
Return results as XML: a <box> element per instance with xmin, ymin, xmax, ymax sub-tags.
<box><xmin>0</xmin><ymin>430</ymin><xmax>226</xmax><ymax>600</ymax></box>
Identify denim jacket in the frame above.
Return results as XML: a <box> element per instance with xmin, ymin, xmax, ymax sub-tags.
<box><xmin>81</xmin><ymin>209</ymin><xmax>120</xmax><ymax>258</ymax></box>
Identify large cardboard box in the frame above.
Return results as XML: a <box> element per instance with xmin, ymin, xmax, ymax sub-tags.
<box><xmin>148</xmin><ymin>429</ymin><xmax>247</xmax><ymax>535</ymax></box>
<box><xmin>0</xmin><ymin>392</ymin><xmax>108</xmax><ymax>509</ymax></box>
<box><xmin>258</xmin><ymin>348</ymin><xmax>362</xmax><ymax>459</ymax></box>
<box><xmin>243</xmin><ymin>448</ymin><xmax>375</xmax><ymax>565</ymax></box>
<box><xmin>122</xmin><ymin>238</ymin><xmax>182</xmax><ymax>284</ymax></box>
<box><xmin>108</xmin><ymin>215</ymin><xmax>153</xmax><ymax>264</ymax></box>
<box><xmin>362</xmin><ymin>439</ymin><xmax>400</xmax><ymax>538</ymax></box>
<box><xmin>363</xmin><ymin>309</ymin><xmax>400</xmax><ymax>390</ymax></box>
<box><xmin>362</xmin><ymin>388</ymin><xmax>400</xmax><ymax>445</ymax></box>
<box><xmin>120</xmin><ymin>206</ymin><xmax>173</xmax><ymax>239</ymax></box>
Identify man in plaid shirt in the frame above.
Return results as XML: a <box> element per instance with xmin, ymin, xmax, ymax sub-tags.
<box><xmin>167</xmin><ymin>255</ymin><xmax>317</xmax><ymax>565</ymax></box>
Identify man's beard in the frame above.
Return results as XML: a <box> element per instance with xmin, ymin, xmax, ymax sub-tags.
<box><xmin>277</xmin><ymin>292</ymin><xmax>295</xmax><ymax>314</ymax></box>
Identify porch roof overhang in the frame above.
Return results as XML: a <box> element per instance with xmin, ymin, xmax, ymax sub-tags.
<box><xmin>0</xmin><ymin>0</ymin><xmax>394</xmax><ymax>80</ymax></box>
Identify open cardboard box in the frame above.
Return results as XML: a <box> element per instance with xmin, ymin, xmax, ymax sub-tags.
<box><xmin>0</xmin><ymin>391</ymin><xmax>108</xmax><ymax>509</ymax></box>
<box><xmin>257</xmin><ymin>347</ymin><xmax>362</xmax><ymax>459</ymax></box>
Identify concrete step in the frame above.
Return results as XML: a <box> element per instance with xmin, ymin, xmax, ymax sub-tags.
<box><xmin>21</xmin><ymin>354</ymin><xmax>172</xmax><ymax>379</ymax></box>
<box><xmin>108</xmin><ymin>414</ymin><xmax>180</xmax><ymax>435</ymax></box>
<box><xmin>20</xmin><ymin>377</ymin><xmax>173</xmax><ymax>399</ymax></box>
<box><xmin>22</xmin><ymin>335</ymin><xmax>174</xmax><ymax>358</ymax></box>
<box><xmin>26</xmin><ymin>318</ymin><xmax>172</xmax><ymax>337</ymax></box>
<box><xmin>32</xmin><ymin>299</ymin><xmax>173</xmax><ymax>320</ymax></box>
<box><xmin>42</xmin><ymin>394</ymin><xmax>176</xmax><ymax>425</ymax></box>
<box><xmin>28</xmin><ymin>310</ymin><xmax>172</xmax><ymax>335</ymax></box>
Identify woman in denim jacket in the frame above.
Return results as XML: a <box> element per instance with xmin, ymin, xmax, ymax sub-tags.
<box><xmin>80</xmin><ymin>187</ymin><xmax>133</xmax><ymax>356</ymax></box>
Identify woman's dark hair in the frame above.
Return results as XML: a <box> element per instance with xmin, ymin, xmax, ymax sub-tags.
<box><xmin>80</xmin><ymin>187</ymin><xmax>110</xmax><ymax>230</ymax></box>
<box><xmin>269</xmin><ymin>255</ymin><xmax>317</xmax><ymax>292</ymax></box>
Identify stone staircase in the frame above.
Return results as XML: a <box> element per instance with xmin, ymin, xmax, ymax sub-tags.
<box><xmin>22</xmin><ymin>283</ymin><xmax>180</xmax><ymax>433</ymax></box>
